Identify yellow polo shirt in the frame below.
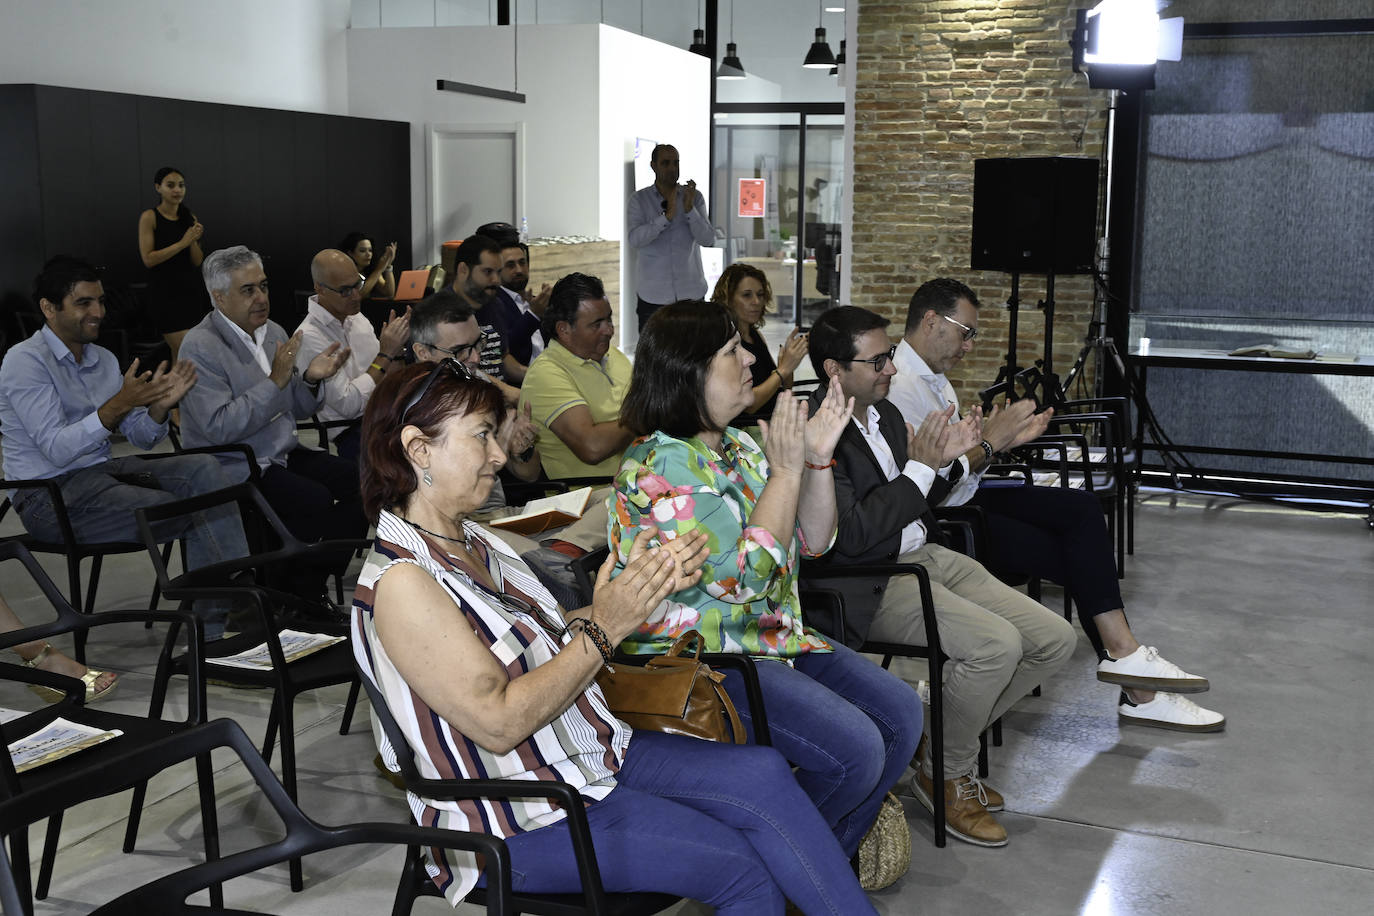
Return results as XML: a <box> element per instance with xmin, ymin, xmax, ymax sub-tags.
<box><xmin>519</xmin><ymin>341</ymin><xmax>633</xmax><ymax>480</ymax></box>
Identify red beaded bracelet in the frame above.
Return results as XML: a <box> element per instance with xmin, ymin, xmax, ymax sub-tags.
<box><xmin>804</xmin><ymin>458</ymin><xmax>836</xmax><ymax>470</ymax></box>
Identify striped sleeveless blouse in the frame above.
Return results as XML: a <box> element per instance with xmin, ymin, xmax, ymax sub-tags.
<box><xmin>352</xmin><ymin>510</ymin><xmax>631</xmax><ymax>905</ymax></box>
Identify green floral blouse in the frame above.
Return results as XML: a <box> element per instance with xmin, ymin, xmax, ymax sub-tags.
<box><xmin>611</xmin><ymin>428</ymin><xmax>834</xmax><ymax>659</ymax></box>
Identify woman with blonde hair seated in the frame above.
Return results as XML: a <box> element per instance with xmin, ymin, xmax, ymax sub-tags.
<box><xmin>352</xmin><ymin>358</ymin><xmax>880</xmax><ymax>913</ymax></box>
<box><xmin>710</xmin><ymin>263</ymin><xmax>809</xmax><ymax>419</ymax></box>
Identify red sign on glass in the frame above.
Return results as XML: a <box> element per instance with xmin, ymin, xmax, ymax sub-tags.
<box><xmin>738</xmin><ymin>178</ymin><xmax>765</xmax><ymax>218</ymax></box>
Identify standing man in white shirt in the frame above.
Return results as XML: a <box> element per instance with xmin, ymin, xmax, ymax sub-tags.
<box><xmin>295</xmin><ymin>248</ymin><xmax>410</xmax><ymax>460</ymax></box>
<box><xmin>627</xmin><ymin>144</ymin><xmax>716</xmax><ymax>330</ymax></box>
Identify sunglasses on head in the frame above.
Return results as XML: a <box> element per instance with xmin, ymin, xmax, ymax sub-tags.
<box><xmin>400</xmin><ymin>358</ymin><xmax>477</xmax><ymax>425</ymax></box>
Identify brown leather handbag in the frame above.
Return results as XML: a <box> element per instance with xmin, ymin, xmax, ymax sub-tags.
<box><xmin>595</xmin><ymin>631</ymin><xmax>746</xmax><ymax>744</ymax></box>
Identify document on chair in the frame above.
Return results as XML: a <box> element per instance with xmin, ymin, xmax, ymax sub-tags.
<box><xmin>5</xmin><ymin>716</ymin><xmax>123</xmax><ymax>774</ymax></box>
<box><xmin>488</xmin><ymin>486</ymin><xmax>594</xmax><ymax>536</ymax></box>
<box><xmin>210</xmin><ymin>630</ymin><xmax>346</xmax><ymax>669</ymax></box>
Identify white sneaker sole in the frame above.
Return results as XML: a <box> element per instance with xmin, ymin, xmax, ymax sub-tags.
<box><xmin>1098</xmin><ymin>670</ymin><xmax>1210</xmax><ymax>693</ymax></box>
<box><xmin>1118</xmin><ymin>709</ymin><xmax>1225</xmax><ymax>733</ymax></box>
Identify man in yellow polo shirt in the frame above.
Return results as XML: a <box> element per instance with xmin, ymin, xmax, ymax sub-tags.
<box><xmin>520</xmin><ymin>273</ymin><xmax>635</xmax><ymax>480</ymax></box>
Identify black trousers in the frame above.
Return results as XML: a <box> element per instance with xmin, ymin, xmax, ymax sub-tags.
<box><xmin>970</xmin><ymin>484</ymin><xmax>1125</xmax><ymax>660</ymax></box>
<box><xmin>255</xmin><ymin>448</ymin><xmax>367</xmax><ymax>598</ymax></box>
<box><xmin>636</xmin><ymin>296</ymin><xmax>668</xmax><ymax>331</ymax></box>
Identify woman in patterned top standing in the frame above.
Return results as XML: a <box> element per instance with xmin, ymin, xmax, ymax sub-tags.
<box><xmin>352</xmin><ymin>358</ymin><xmax>880</xmax><ymax>913</ymax></box>
<box><xmin>611</xmin><ymin>301</ymin><xmax>922</xmax><ymax>859</ymax></box>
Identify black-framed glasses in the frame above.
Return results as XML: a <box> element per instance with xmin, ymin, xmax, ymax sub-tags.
<box><xmin>942</xmin><ymin>313</ymin><xmax>978</xmax><ymax>341</ymax></box>
<box><xmin>426</xmin><ymin>332</ymin><xmax>486</xmax><ymax>364</ymax></box>
<box><xmin>400</xmin><ymin>358</ymin><xmax>475</xmax><ymax>424</ymax></box>
<box><xmin>319</xmin><ymin>278</ymin><xmax>364</xmax><ymax>297</ymax></box>
<box><xmin>839</xmin><ymin>345</ymin><xmax>897</xmax><ymax>373</ymax></box>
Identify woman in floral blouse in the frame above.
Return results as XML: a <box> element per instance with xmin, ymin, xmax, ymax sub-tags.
<box><xmin>612</xmin><ymin>301</ymin><xmax>922</xmax><ymax>857</ymax></box>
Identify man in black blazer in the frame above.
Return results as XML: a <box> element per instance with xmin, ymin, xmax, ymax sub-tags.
<box><xmin>807</xmin><ymin>305</ymin><xmax>1076</xmax><ymax>849</ymax></box>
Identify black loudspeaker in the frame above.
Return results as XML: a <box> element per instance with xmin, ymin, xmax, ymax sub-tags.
<box><xmin>970</xmin><ymin>157</ymin><xmax>1099</xmax><ymax>275</ymax></box>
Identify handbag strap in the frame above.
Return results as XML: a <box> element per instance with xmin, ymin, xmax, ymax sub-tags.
<box><xmin>664</xmin><ymin>630</ymin><xmax>704</xmax><ymax>662</ymax></box>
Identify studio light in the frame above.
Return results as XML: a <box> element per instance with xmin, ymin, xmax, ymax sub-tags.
<box><xmin>1071</xmin><ymin>0</ymin><xmax>1184</xmax><ymax>90</ymax></box>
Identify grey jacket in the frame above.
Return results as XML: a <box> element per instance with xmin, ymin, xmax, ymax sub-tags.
<box><xmin>179</xmin><ymin>311</ymin><xmax>323</xmax><ymax>478</ymax></box>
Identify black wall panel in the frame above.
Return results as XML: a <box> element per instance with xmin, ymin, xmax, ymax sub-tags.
<box><xmin>1</xmin><ymin>84</ymin><xmax>410</xmax><ymax>351</ymax></box>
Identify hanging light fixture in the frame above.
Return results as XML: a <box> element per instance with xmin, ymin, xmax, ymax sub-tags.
<box><xmin>688</xmin><ymin>0</ymin><xmax>709</xmax><ymax>56</ymax></box>
<box><xmin>830</xmin><ymin>39</ymin><xmax>846</xmax><ymax>76</ymax></box>
<box><xmin>804</xmin><ymin>0</ymin><xmax>837</xmax><ymax>69</ymax></box>
<box><xmin>716</xmin><ymin>0</ymin><xmax>746</xmax><ymax>79</ymax></box>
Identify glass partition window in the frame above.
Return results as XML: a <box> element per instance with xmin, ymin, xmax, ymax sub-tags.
<box><xmin>713</xmin><ymin>113</ymin><xmax>843</xmax><ymax>326</ymax></box>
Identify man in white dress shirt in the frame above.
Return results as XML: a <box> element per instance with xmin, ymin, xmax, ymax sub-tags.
<box><xmin>887</xmin><ymin>278</ymin><xmax>1222</xmax><ymax>735</ymax></box>
<box><xmin>627</xmin><ymin>144</ymin><xmax>716</xmax><ymax>330</ymax></box>
<box><xmin>294</xmin><ymin>248</ymin><xmax>410</xmax><ymax>460</ymax></box>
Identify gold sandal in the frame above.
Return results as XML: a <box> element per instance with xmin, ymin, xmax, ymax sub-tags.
<box><xmin>23</xmin><ymin>643</ymin><xmax>119</xmax><ymax>704</ymax></box>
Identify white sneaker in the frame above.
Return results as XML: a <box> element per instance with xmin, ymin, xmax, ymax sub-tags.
<box><xmin>1098</xmin><ymin>646</ymin><xmax>1209</xmax><ymax>693</ymax></box>
<box><xmin>1118</xmin><ymin>691</ymin><xmax>1225</xmax><ymax>732</ymax></box>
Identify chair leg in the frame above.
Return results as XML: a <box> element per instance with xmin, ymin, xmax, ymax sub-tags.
<box><xmin>68</xmin><ymin>556</ymin><xmax>87</xmax><ymax>666</ymax></box>
<box><xmin>83</xmin><ymin>554</ymin><xmax>104</xmax><ymax>615</ymax></box>
<box><xmin>391</xmin><ymin>845</ymin><xmax>426</xmax><ymax>916</ymax></box>
<box><xmin>262</xmin><ymin>692</ymin><xmax>282</xmax><ymax>766</ymax></box>
<box><xmin>992</xmin><ymin>717</ymin><xmax>1003</xmax><ymax>747</ymax></box>
<box><xmin>977</xmin><ymin>732</ymin><xmax>989</xmax><ymax>779</ymax></box>
<box><xmin>928</xmin><ymin>663</ymin><xmax>946</xmax><ymax>848</ymax></box>
<box><xmin>34</xmin><ymin>812</ymin><xmax>62</xmax><ymax>900</ymax></box>
<box><xmin>340</xmin><ymin>676</ymin><xmax>362</xmax><ymax>736</ymax></box>
<box><xmin>127</xmin><ymin>623</ymin><xmax>182</xmax><ymax>853</ymax></box>
<box><xmin>196</xmin><ymin>751</ymin><xmax>224</xmax><ymax>909</ymax></box>
<box><xmin>277</xmin><ymin>694</ymin><xmax>304</xmax><ymax>892</ymax></box>
<box><xmin>8</xmin><ymin>829</ymin><xmax>33</xmax><ymax>913</ymax></box>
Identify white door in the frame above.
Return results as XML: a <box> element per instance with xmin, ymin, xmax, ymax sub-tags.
<box><xmin>427</xmin><ymin>124</ymin><xmax>524</xmax><ymax>260</ymax></box>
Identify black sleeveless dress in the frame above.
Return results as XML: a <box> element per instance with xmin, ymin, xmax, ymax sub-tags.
<box><xmin>146</xmin><ymin>208</ymin><xmax>207</xmax><ymax>334</ymax></box>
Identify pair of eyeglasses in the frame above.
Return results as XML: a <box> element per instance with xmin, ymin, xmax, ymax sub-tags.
<box><xmin>839</xmin><ymin>345</ymin><xmax>898</xmax><ymax>373</ymax></box>
<box><xmin>942</xmin><ymin>313</ymin><xmax>978</xmax><ymax>342</ymax></box>
<box><xmin>318</xmin><ymin>279</ymin><xmax>364</xmax><ymax>297</ymax></box>
<box><xmin>400</xmin><ymin>358</ymin><xmax>476</xmax><ymax>424</ymax></box>
<box><xmin>427</xmin><ymin>332</ymin><xmax>486</xmax><ymax>364</ymax></box>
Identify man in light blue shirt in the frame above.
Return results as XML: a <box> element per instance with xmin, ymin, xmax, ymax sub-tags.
<box><xmin>627</xmin><ymin>144</ymin><xmax>716</xmax><ymax>329</ymax></box>
<box><xmin>0</xmin><ymin>256</ymin><xmax>249</xmax><ymax>636</ymax></box>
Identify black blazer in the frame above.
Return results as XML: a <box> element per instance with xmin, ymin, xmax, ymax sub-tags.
<box><xmin>806</xmin><ymin>393</ymin><xmax>951</xmax><ymax>647</ymax></box>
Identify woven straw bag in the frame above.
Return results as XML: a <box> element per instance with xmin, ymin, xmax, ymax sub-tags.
<box><xmin>856</xmin><ymin>792</ymin><xmax>911</xmax><ymax>890</ymax></box>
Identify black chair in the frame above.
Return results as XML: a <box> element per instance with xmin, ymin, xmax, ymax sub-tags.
<box><xmin>569</xmin><ymin>546</ymin><xmax>772</xmax><ymax>747</ymax></box>
<box><xmin>357</xmin><ymin>664</ymin><xmax>676</xmax><ymax>916</ymax></box>
<box><xmin>0</xmin><ymin>540</ymin><xmax>217</xmax><ymax>908</ymax></box>
<box><xmin>132</xmin><ymin>482</ymin><xmax>365</xmax><ymax>892</ymax></box>
<box><xmin>0</xmin><ymin>442</ymin><xmax>259</xmax><ymax>662</ymax></box>
<box><xmin>0</xmin><ymin>474</ymin><xmax>170</xmax><ymax>662</ymax></box>
<box><xmin>0</xmin><ymin>718</ymin><xmax>513</xmax><ymax>916</ymax></box>
<box><xmin>798</xmin><ymin>558</ymin><xmax>954</xmax><ymax>847</ymax></box>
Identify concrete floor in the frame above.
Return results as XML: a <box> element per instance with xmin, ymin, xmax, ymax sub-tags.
<box><xmin>2</xmin><ymin>490</ymin><xmax>1371</xmax><ymax>915</ymax></box>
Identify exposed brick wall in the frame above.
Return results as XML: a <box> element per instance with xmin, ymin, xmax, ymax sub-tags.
<box><xmin>852</xmin><ymin>1</ymin><xmax>1108</xmax><ymax>405</ymax></box>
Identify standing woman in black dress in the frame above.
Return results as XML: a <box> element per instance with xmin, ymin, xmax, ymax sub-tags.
<box><xmin>138</xmin><ymin>166</ymin><xmax>205</xmax><ymax>361</ymax></box>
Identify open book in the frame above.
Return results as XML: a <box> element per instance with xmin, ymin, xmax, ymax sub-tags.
<box><xmin>2</xmin><ymin>712</ymin><xmax>123</xmax><ymax>774</ymax></box>
<box><xmin>1228</xmin><ymin>345</ymin><xmax>1316</xmax><ymax>359</ymax></box>
<box><xmin>488</xmin><ymin>487</ymin><xmax>594</xmax><ymax>537</ymax></box>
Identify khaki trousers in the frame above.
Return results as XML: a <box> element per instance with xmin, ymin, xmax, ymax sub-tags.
<box><xmin>866</xmin><ymin>543</ymin><xmax>1076</xmax><ymax>776</ymax></box>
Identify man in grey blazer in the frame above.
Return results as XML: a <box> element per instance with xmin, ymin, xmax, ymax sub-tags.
<box><xmin>180</xmin><ymin>245</ymin><xmax>363</xmax><ymax>613</ymax></box>
<box><xmin>807</xmin><ymin>305</ymin><xmax>1075</xmax><ymax>850</ymax></box>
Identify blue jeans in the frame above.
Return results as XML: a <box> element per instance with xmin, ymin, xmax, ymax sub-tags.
<box><xmin>722</xmin><ymin>643</ymin><xmax>923</xmax><ymax>857</ymax></box>
<box><xmin>14</xmin><ymin>454</ymin><xmax>249</xmax><ymax>636</ymax></box>
<box><xmin>490</xmin><ymin>731</ymin><xmax>876</xmax><ymax>915</ymax></box>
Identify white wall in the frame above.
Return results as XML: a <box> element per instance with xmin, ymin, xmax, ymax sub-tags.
<box><xmin>347</xmin><ymin>24</ymin><xmax>604</xmax><ymax>260</ymax></box>
<box><xmin>0</xmin><ymin>0</ymin><xmax>352</xmax><ymax>114</ymax></box>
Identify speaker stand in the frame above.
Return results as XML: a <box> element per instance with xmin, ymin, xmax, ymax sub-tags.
<box><xmin>978</xmin><ymin>272</ymin><xmax>1022</xmax><ymax>412</ymax></box>
<box><xmin>1024</xmin><ymin>271</ymin><xmax>1068</xmax><ymax>407</ymax></box>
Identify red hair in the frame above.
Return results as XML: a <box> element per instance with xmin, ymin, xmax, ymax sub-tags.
<box><xmin>359</xmin><ymin>362</ymin><xmax>507</xmax><ymax>519</ymax></box>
